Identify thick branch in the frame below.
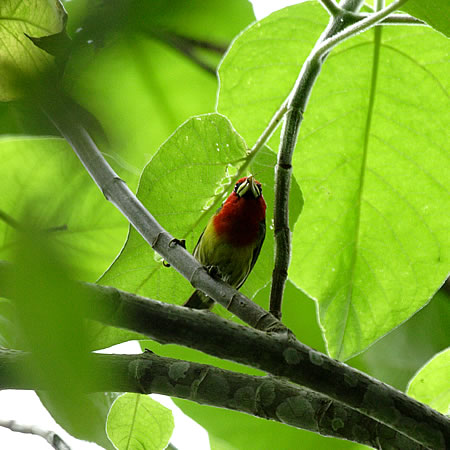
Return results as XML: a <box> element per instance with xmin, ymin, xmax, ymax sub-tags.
<box><xmin>40</xmin><ymin>96</ymin><xmax>281</xmax><ymax>334</ymax></box>
<box><xmin>0</xmin><ymin>349</ymin><xmax>426</xmax><ymax>449</ymax></box>
<box><xmin>0</xmin><ymin>262</ymin><xmax>448</xmax><ymax>447</ymax></box>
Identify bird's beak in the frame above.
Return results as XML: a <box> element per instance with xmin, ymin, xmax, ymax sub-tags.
<box><xmin>236</xmin><ymin>176</ymin><xmax>260</xmax><ymax>198</ymax></box>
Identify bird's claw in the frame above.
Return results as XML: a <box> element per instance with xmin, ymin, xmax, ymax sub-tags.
<box><xmin>163</xmin><ymin>238</ymin><xmax>187</xmax><ymax>267</ymax></box>
<box><xmin>205</xmin><ymin>265</ymin><xmax>221</xmax><ymax>279</ymax></box>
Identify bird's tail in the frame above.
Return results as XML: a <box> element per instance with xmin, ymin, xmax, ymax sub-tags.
<box><xmin>183</xmin><ymin>290</ymin><xmax>214</xmax><ymax>310</ymax></box>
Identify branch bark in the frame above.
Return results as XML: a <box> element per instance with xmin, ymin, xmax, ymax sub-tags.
<box><xmin>0</xmin><ymin>262</ymin><xmax>448</xmax><ymax>447</ymax></box>
<box><xmin>0</xmin><ymin>349</ymin><xmax>426</xmax><ymax>449</ymax></box>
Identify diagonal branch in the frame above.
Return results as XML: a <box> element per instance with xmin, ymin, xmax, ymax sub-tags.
<box><xmin>40</xmin><ymin>96</ymin><xmax>281</xmax><ymax>334</ymax></box>
<box><xmin>0</xmin><ymin>349</ymin><xmax>427</xmax><ymax>449</ymax></box>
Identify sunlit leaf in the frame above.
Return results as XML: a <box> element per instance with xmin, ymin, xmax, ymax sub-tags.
<box><xmin>107</xmin><ymin>393</ymin><xmax>174</xmax><ymax>450</ymax></box>
<box><xmin>218</xmin><ymin>2</ymin><xmax>450</xmax><ymax>360</ymax></box>
<box><xmin>407</xmin><ymin>348</ymin><xmax>450</xmax><ymax>415</ymax></box>
<box><xmin>0</xmin><ymin>136</ymin><xmax>127</xmax><ymax>282</ymax></box>
<box><xmin>0</xmin><ymin>0</ymin><xmax>66</xmax><ymax>100</ymax></box>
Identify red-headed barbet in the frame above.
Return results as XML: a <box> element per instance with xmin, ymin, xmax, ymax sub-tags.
<box><xmin>184</xmin><ymin>175</ymin><xmax>266</xmax><ymax>309</ymax></box>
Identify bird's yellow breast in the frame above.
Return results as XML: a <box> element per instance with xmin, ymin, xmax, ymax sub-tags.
<box><xmin>194</xmin><ymin>219</ymin><xmax>254</xmax><ymax>288</ymax></box>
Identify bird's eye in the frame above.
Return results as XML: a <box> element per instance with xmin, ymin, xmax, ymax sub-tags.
<box><xmin>234</xmin><ymin>182</ymin><xmax>242</xmax><ymax>192</ymax></box>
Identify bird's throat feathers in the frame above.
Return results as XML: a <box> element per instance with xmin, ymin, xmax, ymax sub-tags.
<box><xmin>212</xmin><ymin>192</ymin><xmax>266</xmax><ymax>247</ymax></box>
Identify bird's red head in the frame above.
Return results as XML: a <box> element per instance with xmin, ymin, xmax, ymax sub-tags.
<box><xmin>213</xmin><ymin>176</ymin><xmax>266</xmax><ymax>247</ymax></box>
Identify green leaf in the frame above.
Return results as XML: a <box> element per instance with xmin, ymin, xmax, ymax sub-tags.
<box><xmin>407</xmin><ymin>348</ymin><xmax>450</xmax><ymax>415</ymax></box>
<box><xmin>400</xmin><ymin>0</ymin><xmax>450</xmax><ymax>38</ymax></box>
<box><xmin>107</xmin><ymin>393</ymin><xmax>174</xmax><ymax>450</ymax></box>
<box><xmin>217</xmin><ymin>2</ymin><xmax>450</xmax><ymax>360</ymax></box>
<box><xmin>218</xmin><ymin>2</ymin><xmax>326</xmax><ymax>148</ymax></box>
<box><xmin>0</xmin><ymin>0</ymin><xmax>66</xmax><ymax>101</ymax></box>
<box><xmin>0</xmin><ymin>136</ymin><xmax>128</xmax><ymax>282</ymax></box>
<box><xmin>100</xmin><ymin>114</ymin><xmax>302</xmax><ymax>321</ymax></box>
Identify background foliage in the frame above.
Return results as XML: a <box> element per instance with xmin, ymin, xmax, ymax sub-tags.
<box><xmin>0</xmin><ymin>0</ymin><xmax>448</xmax><ymax>449</ymax></box>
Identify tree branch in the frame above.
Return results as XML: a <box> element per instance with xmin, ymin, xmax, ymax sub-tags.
<box><xmin>319</xmin><ymin>0</ymin><xmax>341</xmax><ymax>17</ymax></box>
<box><xmin>40</xmin><ymin>96</ymin><xmax>281</xmax><ymax>334</ymax></box>
<box><xmin>0</xmin><ymin>418</ymin><xmax>71</xmax><ymax>450</ymax></box>
<box><xmin>0</xmin><ymin>262</ymin><xmax>448</xmax><ymax>447</ymax></box>
<box><xmin>353</xmin><ymin>13</ymin><xmax>426</xmax><ymax>27</ymax></box>
<box><xmin>0</xmin><ymin>349</ymin><xmax>426</xmax><ymax>449</ymax></box>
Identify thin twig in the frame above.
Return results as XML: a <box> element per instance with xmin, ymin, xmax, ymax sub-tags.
<box><xmin>0</xmin><ymin>419</ymin><xmax>71</xmax><ymax>450</ymax></box>
<box><xmin>0</xmin><ymin>349</ymin><xmax>427</xmax><ymax>449</ymax></box>
<box><xmin>319</xmin><ymin>0</ymin><xmax>341</xmax><ymax>16</ymax></box>
<box><xmin>363</xmin><ymin>13</ymin><xmax>426</xmax><ymax>26</ymax></box>
<box><xmin>315</xmin><ymin>0</ymin><xmax>409</xmax><ymax>58</ymax></box>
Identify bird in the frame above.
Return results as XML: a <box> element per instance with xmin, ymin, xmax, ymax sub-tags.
<box><xmin>184</xmin><ymin>175</ymin><xmax>266</xmax><ymax>310</ymax></box>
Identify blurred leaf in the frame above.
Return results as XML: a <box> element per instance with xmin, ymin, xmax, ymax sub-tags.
<box><xmin>400</xmin><ymin>0</ymin><xmax>450</xmax><ymax>37</ymax></box>
<box><xmin>9</xmin><ymin>226</ymin><xmax>113</xmax><ymax>448</ymax></box>
<box><xmin>62</xmin><ymin>0</ymin><xmax>255</xmax><ymax>181</ymax></box>
<box><xmin>218</xmin><ymin>2</ymin><xmax>450</xmax><ymax>360</ymax></box>
<box><xmin>0</xmin><ymin>298</ymin><xmax>17</xmax><ymax>348</ymax></box>
<box><xmin>0</xmin><ymin>0</ymin><xmax>66</xmax><ymax>101</ymax></box>
<box><xmin>107</xmin><ymin>393</ymin><xmax>174</xmax><ymax>450</ymax></box>
<box><xmin>407</xmin><ymin>347</ymin><xmax>450</xmax><ymax>415</ymax></box>
<box><xmin>0</xmin><ymin>136</ymin><xmax>128</xmax><ymax>282</ymax></box>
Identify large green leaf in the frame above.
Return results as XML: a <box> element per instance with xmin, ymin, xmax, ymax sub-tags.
<box><xmin>0</xmin><ymin>137</ymin><xmax>128</xmax><ymax>281</ymax></box>
<box><xmin>218</xmin><ymin>2</ymin><xmax>450</xmax><ymax>360</ymax></box>
<box><xmin>407</xmin><ymin>347</ymin><xmax>450</xmax><ymax>415</ymax></box>
<box><xmin>107</xmin><ymin>393</ymin><xmax>174</xmax><ymax>450</ymax></box>
<box><xmin>100</xmin><ymin>114</ymin><xmax>302</xmax><ymax>319</ymax></box>
<box><xmin>0</xmin><ymin>0</ymin><xmax>66</xmax><ymax>101</ymax></box>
